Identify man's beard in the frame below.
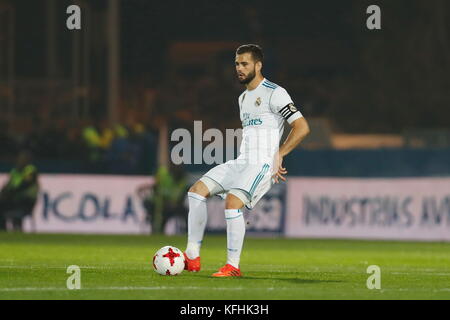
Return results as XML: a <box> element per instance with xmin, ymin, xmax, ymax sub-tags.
<box><xmin>238</xmin><ymin>69</ymin><xmax>256</xmax><ymax>84</ymax></box>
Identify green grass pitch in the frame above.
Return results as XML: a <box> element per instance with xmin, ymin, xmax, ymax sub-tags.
<box><xmin>0</xmin><ymin>232</ymin><xmax>449</xmax><ymax>300</ymax></box>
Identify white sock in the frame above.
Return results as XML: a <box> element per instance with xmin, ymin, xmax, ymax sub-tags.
<box><xmin>225</xmin><ymin>209</ymin><xmax>246</xmax><ymax>269</ymax></box>
<box><xmin>185</xmin><ymin>192</ymin><xmax>207</xmax><ymax>259</ymax></box>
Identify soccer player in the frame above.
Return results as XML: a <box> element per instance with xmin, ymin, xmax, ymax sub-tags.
<box><xmin>184</xmin><ymin>44</ymin><xmax>310</xmax><ymax>277</ymax></box>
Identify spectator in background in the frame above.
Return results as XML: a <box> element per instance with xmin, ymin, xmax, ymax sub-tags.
<box><xmin>137</xmin><ymin>164</ymin><xmax>188</xmax><ymax>234</ymax></box>
<box><xmin>0</xmin><ymin>151</ymin><xmax>39</xmax><ymax>231</ymax></box>
<box><xmin>82</xmin><ymin>119</ymin><xmax>104</xmax><ymax>165</ymax></box>
<box><xmin>82</xmin><ymin>119</ymin><xmax>115</xmax><ymax>172</ymax></box>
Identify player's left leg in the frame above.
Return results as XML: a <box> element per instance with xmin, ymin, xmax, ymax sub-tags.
<box><xmin>212</xmin><ymin>191</ymin><xmax>248</xmax><ymax>277</ymax></box>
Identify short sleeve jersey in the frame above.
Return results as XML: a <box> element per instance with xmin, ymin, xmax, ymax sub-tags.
<box><xmin>237</xmin><ymin>78</ymin><xmax>303</xmax><ymax>161</ymax></box>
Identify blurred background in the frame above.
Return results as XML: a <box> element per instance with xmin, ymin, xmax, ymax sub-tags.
<box><xmin>0</xmin><ymin>0</ymin><xmax>449</xmax><ymax>237</ymax></box>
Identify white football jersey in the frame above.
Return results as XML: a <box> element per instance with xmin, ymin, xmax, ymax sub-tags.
<box><xmin>237</xmin><ymin>78</ymin><xmax>303</xmax><ymax>163</ymax></box>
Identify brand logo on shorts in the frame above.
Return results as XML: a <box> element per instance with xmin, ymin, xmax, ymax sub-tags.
<box><xmin>255</xmin><ymin>97</ymin><xmax>262</xmax><ymax>107</ymax></box>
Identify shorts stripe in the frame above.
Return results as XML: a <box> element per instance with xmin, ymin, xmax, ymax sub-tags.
<box><xmin>249</xmin><ymin>164</ymin><xmax>269</xmax><ymax>196</ymax></box>
<box><xmin>251</xmin><ymin>166</ymin><xmax>268</xmax><ymax>195</ymax></box>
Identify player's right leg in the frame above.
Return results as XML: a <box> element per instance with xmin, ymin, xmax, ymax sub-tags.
<box><xmin>184</xmin><ymin>180</ymin><xmax>209</xmax><ymax>272</ymax></box>
<box><xmin>184</xmin><ymin>160</ymin><xmax>230</xmax><ymax>272</ymax></box>
<box><xmin>188</xmin><ymin>179</ymin><xmax>211</xmax><ymax>198</ymax></box>
<box><xmin>184</xmin><ymin>177</ymin><xmax>224</xmax><ymax>272</ymax></box>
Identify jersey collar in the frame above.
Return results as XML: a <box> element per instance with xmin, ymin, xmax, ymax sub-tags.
<box><xmin>246</xmin><ymin>77</ymin><xmax>266</xmax><ymax>92</ymax></box>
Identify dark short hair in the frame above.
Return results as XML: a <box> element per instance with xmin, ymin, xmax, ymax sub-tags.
<box><xmin>236</xmin><ymin>44</ymin><xmax>264</xmax><ymax>63</ymax></box>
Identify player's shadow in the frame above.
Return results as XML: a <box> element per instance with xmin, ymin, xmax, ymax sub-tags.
<box><xmin>198</xmin><ymin>272</ymin><xmax>343</xmax><ymax>284</ymax></box>
<box><xmin>237</xmin><ymin>275</ymin><xmax>342</xmax><ymax>284</ymax></box>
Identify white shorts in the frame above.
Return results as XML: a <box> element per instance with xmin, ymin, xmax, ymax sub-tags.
<box><xmin>200</xmin><ymin>158</ymin><xmax>274</xmax><ymax>209</ymax></box>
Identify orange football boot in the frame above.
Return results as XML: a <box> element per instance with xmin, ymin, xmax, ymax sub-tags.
<box><xmin>183</xmin><ymin>252</ymin><xmax>201</xmax><ymax>272</ymax></box>
<box><xmin>212</xmin><ymin>264</ymin><xmax>242</xmax><ymax>277</ymax></box>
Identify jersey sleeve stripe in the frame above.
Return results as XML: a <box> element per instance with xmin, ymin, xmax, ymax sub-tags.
<box><xmin>264</xmin><ymin>80</ymin><xmax>278</xmax><ymax>87</ymax></box>
<box><xmin>262</xmin><ymin>83</ymin><xmax>276</xmax><ymax>89</ymax></box>
<box><xmin>263</xmin><ymin>80</ymin><xmax>277</xmax><ymax>87</ymax></box>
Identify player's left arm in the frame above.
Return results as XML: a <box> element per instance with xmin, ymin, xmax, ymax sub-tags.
<box><xmin>269</xmin><ymin>87</ymin><xmax>310</xmax><ymax>183</ymax></box>
<box><xmin>274</xmin><ymin>117</ymin><xmax>310</xmax><ymax>183</ymax></box>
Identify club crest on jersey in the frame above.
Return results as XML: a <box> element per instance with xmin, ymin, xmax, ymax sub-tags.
<box><xmin>255</xmin><ymin>97</ymin><xmax>262</xmax><ymax>107</ymax></box>
<box><xmin>288</xmin><ymin>103</ymin><xmax>297</xmax><ymax>112</ymax></box>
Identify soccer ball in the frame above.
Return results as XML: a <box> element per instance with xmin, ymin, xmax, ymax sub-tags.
<box><xmin>152</xmin><ymin>246</ymin><xmax>185</xmax><ymax>276</ymax></box>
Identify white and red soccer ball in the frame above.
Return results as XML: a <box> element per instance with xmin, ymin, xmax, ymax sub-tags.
<box><xmin>153</xmin><ymin>246</ymin><xmax>185</xmax><ymax>276</ymax></box>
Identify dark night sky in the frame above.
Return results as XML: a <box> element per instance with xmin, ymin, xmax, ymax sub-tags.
<box><xmin>9</xmin><ymin>0</ymin><xmax>450</xmax><ymax>132</ymax></box>
<box><xmin>13</xmin><ymin>0</ymin><xmax>358</xmax><ymax>77</ymax></box>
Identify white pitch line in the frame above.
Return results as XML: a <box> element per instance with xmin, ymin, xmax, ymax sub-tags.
<box><xmin>0</xmin><ymin>265</ymin><xmax>149</xmax><ymax>270</ymax></box>
<box><xmin>390</xmin><ymin>272</ymin><xmax>450</xmax><ymax>276</ymax></box>
<box><xmin>0</xmin><ymin>287</ymin><xmax>67</xmax><ymax>292</ymax></box>
<box><xmin>0</xmin><ymin>286</ymin><xmax>255</xmax><ymax>292</ymax></box>
<box><xmin>1</xmin><ymin>287</ymin><xmax>450</xmax><ymax>293</ymax></box>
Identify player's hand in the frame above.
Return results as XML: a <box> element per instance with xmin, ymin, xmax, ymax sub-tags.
<box><xmin>272</xmin><ymin>153</ymin><xmax>287</xmax><ymax>183</ymax></box>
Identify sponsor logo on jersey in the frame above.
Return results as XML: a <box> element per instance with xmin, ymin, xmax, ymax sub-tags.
<box><xmin>243</xmin><ymin>118</ymin><xmax>263</xmax><ymax>127</ymax></box>
<box><xmin>242</xmin><ymin>112</ymin><xmax>263</xmax><ymax>127</ymax></box>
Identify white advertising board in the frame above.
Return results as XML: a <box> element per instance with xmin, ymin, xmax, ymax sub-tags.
<box><xmin>0</xmin><ymin>174</ymin><xmax>152</xmax><ymax>234</ymax></box>
<box><xmin>286</xmin><ymin>178</ymin><xmax>450</xmax><ymax>241</ymax></box>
